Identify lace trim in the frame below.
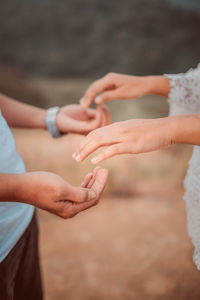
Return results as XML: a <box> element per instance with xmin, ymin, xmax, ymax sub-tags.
<box><xmin>165</xmin><ymin>63</ymin><xmax>200</xmax><ymax>116</ymax></box>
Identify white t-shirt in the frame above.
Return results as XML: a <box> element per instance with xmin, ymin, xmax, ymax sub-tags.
<box><xmin>0</xmin><ymin>110</ymin><xmax>34</xmax><ymax>262</ymax></box>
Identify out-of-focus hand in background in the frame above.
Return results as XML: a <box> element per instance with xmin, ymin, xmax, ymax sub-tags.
<box><xmin>80</xmin><ymin>73</ymin><xmax>170</xmax><ymax>107</ymax></box>
<box><xmin>57</xmin><ymin>104</ymin><xmax>110</xmax><ymax>135</ymax></box>
<box><xmin>18</xmin><ymin>167</ymin><xmax>108</xmax><ymax>219</ymax></box>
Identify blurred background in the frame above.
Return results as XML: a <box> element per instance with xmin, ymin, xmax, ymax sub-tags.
<box><xmin>1</xmin><ymin>0</ymin><xmax>200</xmax><ymax>299</ymax></box>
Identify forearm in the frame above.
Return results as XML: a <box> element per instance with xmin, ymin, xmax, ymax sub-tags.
<box><xmin>0</xmin><ymin>173</ymin><xmax>28</xmax><ymax>203</ymax></box>
<box><xmin>0</xmin><ymin>93</ymin><xmax>46</xmax><ymax>128</ymax></box>
<box><xmin>170</xmin><ymin>114</ymin><xmax>200</xmax><ymax>146</ymax></box>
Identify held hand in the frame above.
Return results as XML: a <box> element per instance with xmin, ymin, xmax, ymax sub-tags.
<box><xmin>56</xmin><ymin>104</ymin><xmax>110</xmax><ymax>135</ymax></box>
<box><xmin>80</xmin><ymin>73</ymin><xmax>170</xmax><ymax>108</ymax></box>
<box><xmin>19</xmin><ymin>167</ymin><xmax>108</xmax><ymax>218</ymax></box>
<box><xmin>73</xmin><ymin>118</ymin><xmax>174</xmax><ymax>164</ymax></box>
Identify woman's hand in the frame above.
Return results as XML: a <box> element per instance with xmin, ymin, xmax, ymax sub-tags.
<box><xmin>57</xmin><ymin>104</ymin><xmax>110</xmax><ymax>135</ymax></box>
<box><xmin>73</xmin><ymin>118</ymin><xmax>174</xmax><ymax>164</ymax></box>
<box><xmin>80</xmin><ymin>73</ymin><xmax>170</xmax><ymax>108</ymax></box>
<box><xmin>14</xmin><ymin>167</ymin><xmax>108</xmax><ymax>218</ymax></box>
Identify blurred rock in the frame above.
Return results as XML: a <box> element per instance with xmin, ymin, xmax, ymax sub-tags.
<box><xmin>0</xmin><ymin>64</ymin><xmax>45</xmax><ymax>107</ymax></box>
<box><xmin>0</xmin><ymin>0</ymin><xmax>199</xmax><ymax>77</ymax></box>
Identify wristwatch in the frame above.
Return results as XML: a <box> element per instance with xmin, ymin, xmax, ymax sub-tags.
<box><xmin>46</xmin><ymin>106</ymin><xmax>62</xmax><ymax>138</ymax></box>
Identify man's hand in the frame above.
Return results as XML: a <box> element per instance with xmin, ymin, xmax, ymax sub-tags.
<box><xmin>73</xmin><ymin>118</ymin><xmax>175</xmax><ymax>164</ymax></box>
<box><xmin>15</xmin><ymin>167</ymin><xmax>108</xmax><ymax>218</ymax></box>
<box><xmin>56</xmin><ymin>104</ymin><xmax>110</xmax><ymax>135</ymax></box>
<box><xmin>0</xmin><ymin>94</ymin><xmax>110</xmax><ymax>133</ymax></box>
<box><xmin>79</xmin><ymin>73</ymin><xmax>170</xmax><ymax>108</ymax></box>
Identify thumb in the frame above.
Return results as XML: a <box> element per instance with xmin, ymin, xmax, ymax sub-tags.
<box><xmin>65</xmin><ymin>106</ymin><xmax>102</xmax><ymax>134</ymax></box>
<box><xmin>67</xmin><ymin>186</ymin><xmax>96</xmax><ymax>203</ymax></box>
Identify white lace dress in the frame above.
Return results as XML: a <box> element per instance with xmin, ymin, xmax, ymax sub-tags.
<box><xmin>165</xmin><ymin>64</ymin><xmax>200</xmax><ymax>270</ymax></box>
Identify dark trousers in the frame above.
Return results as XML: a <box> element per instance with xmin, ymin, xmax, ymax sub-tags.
<box><xmin>0</xmin><ymin>214</ymin><xmax>43</xmax><ymax>300</ymax></box>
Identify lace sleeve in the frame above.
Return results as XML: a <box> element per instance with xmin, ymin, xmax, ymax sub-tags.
<box><xmin>165</xmin><ymin>64</ymin><xmax>200</xmax><ymax>116</ymax></box>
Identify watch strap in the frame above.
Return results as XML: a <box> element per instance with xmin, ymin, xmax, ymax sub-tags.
<box><xmin>46</xmin><ymin>106</ymin><xmax>62</xmax><ymax>138</ymax></box>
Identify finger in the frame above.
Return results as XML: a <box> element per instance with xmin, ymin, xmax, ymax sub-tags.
<box><xmin>69</xmin><ymin>167</ymin><xmax>102</xmax><ymax>202</ymax></box>
<box><xmin>73</xmin><ymin>123</ymin><xmax>115</xmax><ymax>161</ymax></box>
<box><xmin>89</xmin><ymin>168</ymin><xmax>108</xmax><ymax>199</ymax></box>
<box><xmin>74</xmin><ymin>168</ymin><xmax>108</xmax><ymax>214</ymax></box>
<box><xmin>75</xmin><ymin>138</ymin><xmax>116</xmax><ymax>162</ymax></box>
<box><xmin>66</xmin><ymin>109</ymin><xmax>102</xmax><ymax>135</ymax></box>
<box><xmin>80</xmin><ymin>173</ymin><xmax>93</xmax><ymax>188</ymax></box>
<box><xmin>100</xmin><ymin>105</ymin><xmax>111</xmax><ymax>126</ymax></box>
<box><xmin>95</xmin><ymin>90</ymin><xmax>121</xmax><ymax>104</ymax></box>
<box><xmin>96</xmin><ymin>105</ymin><xmax>107</xmax><ymax>127</ymax></box>
<box><xmin>85</xmin><ymin>108</ymin><xmax>97</xmax><ymax>119</ymax></box>
<box><xmin>87</xmin><ymin>166</ymin><xmax>101</xmax><ymax>188</ymax></box>
<box><xmin>86</xmin><ymin>175</ymin><xmax>95</xmax><ymax>189</ymax></box>
<box><xmin>74</xmin><ymin>127</ymin><xmax>121</xmax><ymax>162</ymax></box>
<box><xmin>93</xmin><ymin>166</ymin><xmax>102</xmax><ymax>177</ymax></box>
<box><xmin>91</xmin><ymin>143</ymin><xmax>134</xmax><ymax>164</ymax></box>
<box><xmin>77</xmin><ymin>108</ymin><xmax>97</xmax><ymax>121</ymax></box>
<box><xmin>81</xmin><ymin>167</ymin><xmax>101</xmax><ymax>188</ymax></box>
<box><xmin>66</xmin><ymin>186</ymin><xmax>96</xmax><ymax>203</ymax></box>
<box><xmin>81</xmin><ymin>105</ymin><xmax>104</xmax><ymax>133</ymax></box>
<box><xmin>80</xmin><ymin>77</ymin><xmax>115</xmax><ymax>108</ymax></box>
<box><xmin>73</xmin><ymin>197</ymin><xmax>98</xmax><ymax>214</ymax></box>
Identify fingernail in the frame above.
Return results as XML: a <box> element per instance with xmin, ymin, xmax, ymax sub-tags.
<box><xmin>91</xmin><ymin>157</ymin><xmax>99</xmax><ymax>164</ymax></box>
<box><xmin>72</xmin><ymin>152</ymin><xmax>76</xmax><ymax>159</ymax></box>
<box><xmin>76</xmin><ymin>154</ymin><xmax>81</xmax><ymax>162</ymax></box>
<box><xmin>88</xmin><ymin>191</ymin><xmax>96</xmax><ymax>200</ymax></box>
<box><xmin>95</xmin><ymin>96</ymin><xmax>102</xmax><ymax>104</ymax></box>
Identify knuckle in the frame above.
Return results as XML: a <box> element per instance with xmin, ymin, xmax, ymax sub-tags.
<box><xmin>89</xmin><ymin>128</ymin><xmax>99</xmax><ymax>138</ymax></box>
<box><xmin>86</xmin><ymin>88</ymin><xmax>95</xmax><ymax>99</ymax></box>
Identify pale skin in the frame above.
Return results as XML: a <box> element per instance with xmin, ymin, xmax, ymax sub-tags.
<box><xmin>72</xmin><ymin>73</ymin><xmax>200</xmax><ymax>163</ymax></box>
<box><xmin>0</xmin><ymin>93</ymin><xmax>110</xmax><ymax>218</ymax></box>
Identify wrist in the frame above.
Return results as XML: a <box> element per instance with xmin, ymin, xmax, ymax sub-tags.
<box><xmin>0</xmin><ymin>174</ymin><xmax>26</xmax><ymax>203</ymax></box>
<box><xmin>36</xmin><ymin>108</ymin><xmax>47</xmax><ymax>129</ymax></box>
<box><xmin>170</xmin><ymin>114</ymin><xmax>200</xmax><ymax>145</ymax></box>
<box><xmin>46</xmin><ymin>107</ymin><xmax>63</xmax><ymax>138</ymax></box>
<box><xmin>146</xmin><ymin>75</ymin><xmax>170</xmax><ymax>98</ymax></box>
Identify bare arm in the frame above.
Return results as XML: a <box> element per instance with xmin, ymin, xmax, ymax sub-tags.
<box><xmin>0</xmin><ymin>93</ymin><xmax>110</xmax><ymax>133</ymax></box>
<box><xmin>80</xmin><ymin>73</ymin><xmax>170</xmax><ymax>107</ymax></box>
<box><xmin>0</xmin><ymin>167</ymin><xmax>108</xmax><ymax>218</ymax></box>
<box><xmin>0</xmin><ymin>93</ymin><xmax>46</xmax><ymax>128</ymax></box>
<box><xmin>73</xmin><ymin>114</ymin><xmax>200</xmax><ymax>164</ymax></box>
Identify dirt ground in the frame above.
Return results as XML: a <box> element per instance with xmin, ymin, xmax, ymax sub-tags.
<box><xmin>38</xmin><ymin>184</ymin><xmax>200</xmax><ymax>300</ymax></box>
<box><xmin>13</xmin><ymin>128</ymin><xmax>200</xmax><ymax>300</ymax></box>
